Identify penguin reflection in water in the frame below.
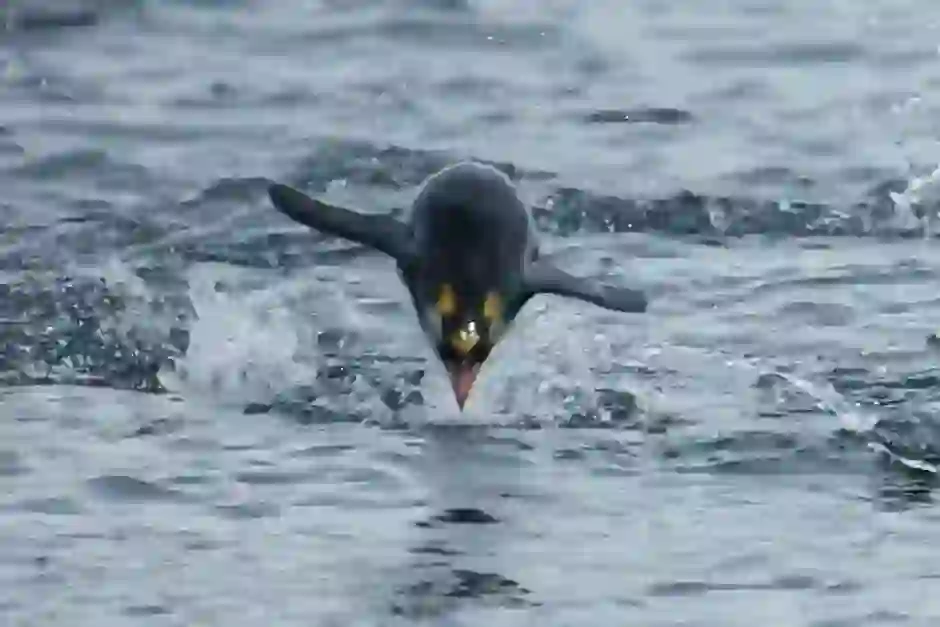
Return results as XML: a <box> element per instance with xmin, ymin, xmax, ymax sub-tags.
<box><xmin>268</xmin><ymin>162</ymin><xmax>648</xmax><ymax>409</ymax></box>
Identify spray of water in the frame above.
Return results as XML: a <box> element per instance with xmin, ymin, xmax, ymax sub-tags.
<box><xmin>462</xmin><ymin>295</ymin><xmax>615</xmax><ymax>426</ymax></box>
<box><xmin>161</xmin><ymin>262</ymin><xmax>322</xmax><ymax>407</ymax></box>
<box><xmin>889</xmin><ymin>163</ymin><xmax>940</xmax><ymax>238</ymax></box>
<box><xmin>749</xmin><ymin>365</ymin><xmax>937</xmax><ymax>474</ymax></box>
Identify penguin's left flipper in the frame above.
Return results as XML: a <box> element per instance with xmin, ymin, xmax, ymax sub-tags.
<box><xmin>523</xmin><ymin>260</ymin><xmax>648</xmax><ymax>314</ymax></box>
<box><xmin>268</xmin><ymin>183</ymin><xmax>415</xmax><ymax>264</ymax></box>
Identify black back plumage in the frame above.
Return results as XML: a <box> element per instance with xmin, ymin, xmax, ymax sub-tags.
<box><xmin>403</xmin><ymin>163</ymin><xmax>534</xmax><ymax>317</ymax></box>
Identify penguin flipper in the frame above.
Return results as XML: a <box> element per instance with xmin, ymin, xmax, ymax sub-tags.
<box><xmin>522</xmin><ymin>260</ymin><xmax>648</xmax><ymax>313</ymax></box>
<box><xmin>268</xmin><ymin>183</ymin><xmax>415</xmax><ymax>264</ymax></box>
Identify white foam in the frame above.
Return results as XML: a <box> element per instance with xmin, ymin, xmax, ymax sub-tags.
<box><xmin>889</xmin><ymin>163</ymin><xmax>940</xmax><ymax>237</ymax></box>
<box><xmin>461</xmin><ymin>295</ymin><xmax>609</xmax><ymax>425</ymax></box>
<box><xmin>163</xmin><ymin>263</ymin><xmax>321</xmax><ymax>407</ymax></box>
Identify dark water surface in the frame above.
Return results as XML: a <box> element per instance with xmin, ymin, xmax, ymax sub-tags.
<box><xmin>4</xmin><ymin>1</ymin><xmax>940</xmax><ymax>625</ymax></box>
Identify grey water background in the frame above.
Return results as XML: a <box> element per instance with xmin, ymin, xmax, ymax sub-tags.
<box><xmin>4</xmin><ymin>0</ymin><xmax>940</xmax><ymax>625</ymax></box>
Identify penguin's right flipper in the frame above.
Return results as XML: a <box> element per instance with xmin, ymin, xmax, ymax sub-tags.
<box><xmin>522</xmin><ymin>260</ymin><xmax>648</xmax><ymax>314</ymax></box>
<box><xmin>268</xmin><ymin>183</ymin><xmax>415</xmax><ymax>264</ymax></box>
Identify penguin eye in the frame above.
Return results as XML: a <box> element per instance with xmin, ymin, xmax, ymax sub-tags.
<box><xmin>436</xmin><ymin>283</ymin><xmax>457</xmax><ymax>317</ymax></box>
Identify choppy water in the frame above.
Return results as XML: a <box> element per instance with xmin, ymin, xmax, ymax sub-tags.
<box><xmin>3</xmin><ymin>1</ymin><xmax>940</xmax><ymax>625</ymax></box>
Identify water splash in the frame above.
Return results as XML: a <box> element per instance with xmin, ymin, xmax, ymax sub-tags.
<box><xmin>162</xmin><ymin>263</ymin><xmax>321</xmax><ymax>406</ymax></box>
<box><xmin>463</xmin><ymin>296</ymin><xmax>613</xmax><ymax>426</ymax></box>
<box><xmin>868</xmin><ymin>441</ymin><xmax>939</xmax><ymax>474</ymax></box>
<box><xmin>889</xmin><ymin>163</ymin><xmax>940</xmax><ymax>238</ymax></box>
<box><xmin>756</xmin><ymin>369</ymin><xmax>939</xmax><ymax>474</ymax></box>
<box><xmin>760</xmin><ymin>370</ymin><xmax>879</xmax><ymax>433</ymax></box>
<box><xmin>0</xmin><ymin>260</ymin><xmax>186</xmax><ymax>391</ymax></box>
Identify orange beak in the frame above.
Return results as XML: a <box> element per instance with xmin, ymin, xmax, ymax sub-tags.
<box><xmin>448</xmin><ymin>362</ymin><xmax>480</xmax><ymax>409</ymax></box>
<box><xmin>442</xmin><ymin>319</ymin><xmax>485</xmax><ymax>409</ymax></box>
